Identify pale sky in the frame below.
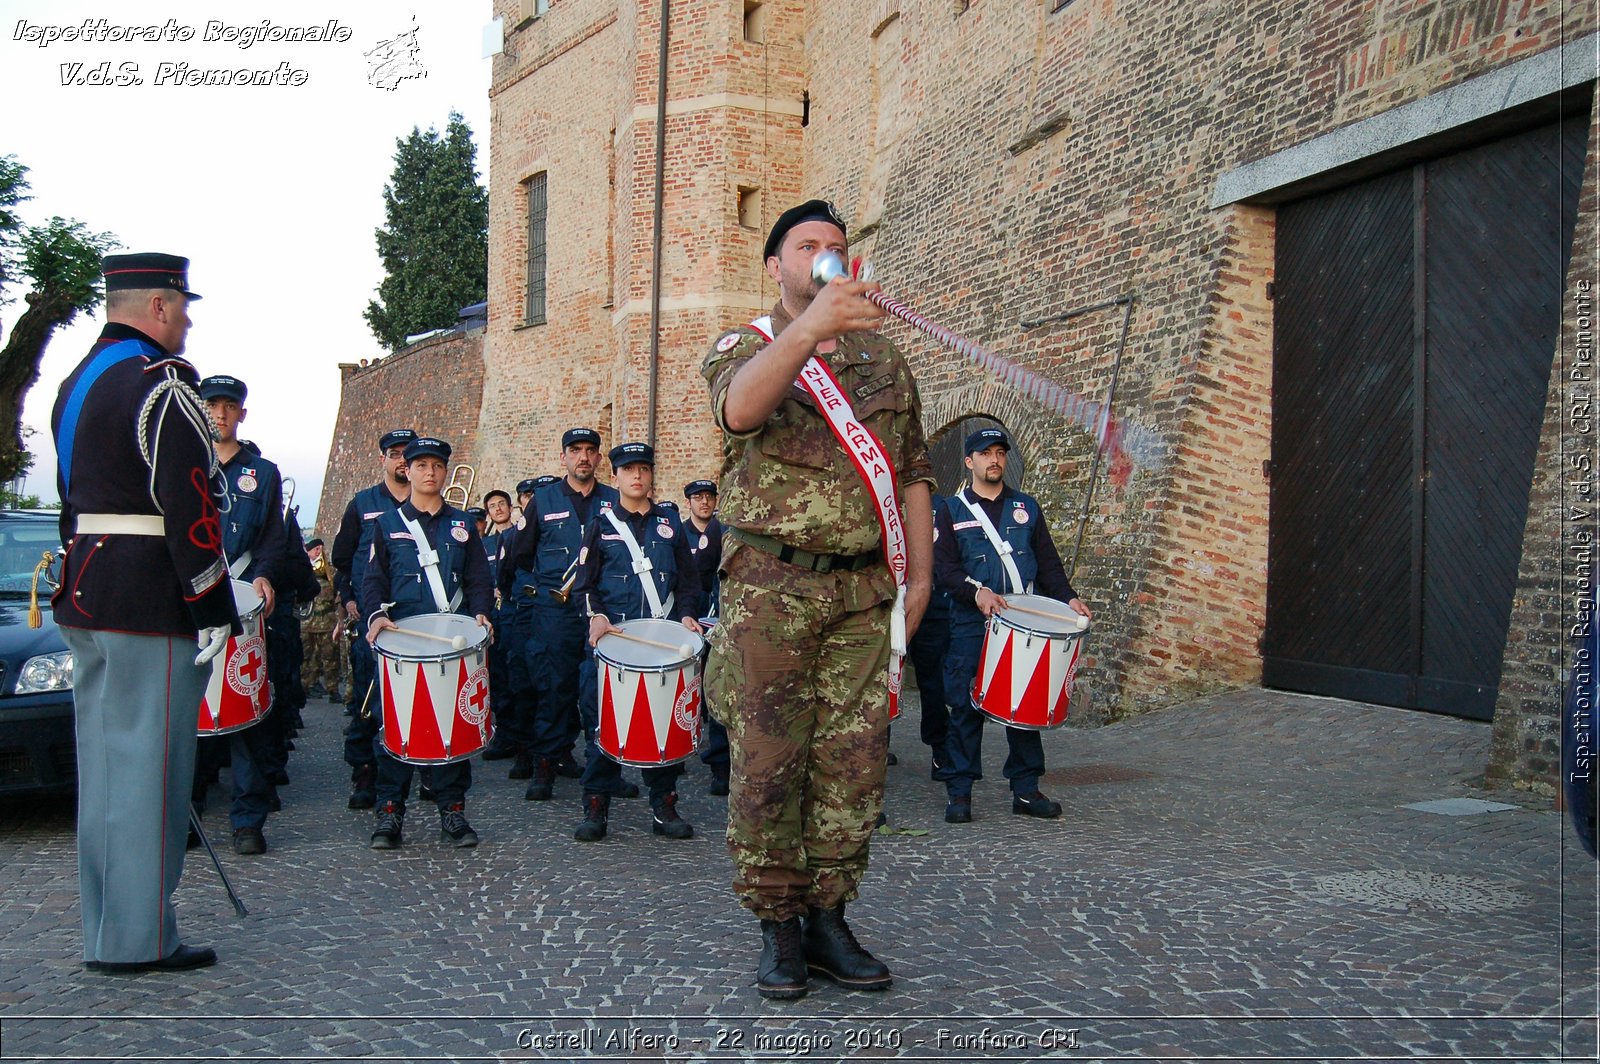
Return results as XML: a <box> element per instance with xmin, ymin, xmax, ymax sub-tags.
<box><xmin>0</xmin><ymin>1</ymin><xmax>494</xmax><ymax>525</ymax></box>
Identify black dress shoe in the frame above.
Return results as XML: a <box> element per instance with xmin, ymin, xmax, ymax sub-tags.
<box><xmin>944</xmin><ymin>795</ymin><xmax>972</xmax><ymax>823</ymax></box>
<box><xmin>481</xmin><ymin>740</ymin><xmax>516</xmax><ymax>761</ymax></box>
<box><xmin>86</xmin><ymin>944</ymin><xmax>217</xmax><ymax>973</ymax></box>
<box><xmin>554</xmin><ymin>755</ymin><xmax>584</xmax><ymax>779</ymax></box>
<box><xmin>232</xmin><ymin>827</ymin><xmax>267</xmax><ymax>855</ymax></box>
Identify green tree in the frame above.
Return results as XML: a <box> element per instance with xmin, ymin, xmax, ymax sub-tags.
<box><xmin>0</xmin><ymin>157</ymin><xmax>118</xmax><ymax>483</ymax></box>
<box><xmin>364</xmin><ymin>112</ymin><xmax>489</xmax><ymax>351</ymax></box>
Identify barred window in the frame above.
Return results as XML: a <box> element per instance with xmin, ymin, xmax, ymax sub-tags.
<box><xmin>525</xmin><ymin>172</ymin><xmax>547</xmax><ymax>325</ymax></box>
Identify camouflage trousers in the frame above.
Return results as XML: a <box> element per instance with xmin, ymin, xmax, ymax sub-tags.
<box><xmin>300</xmin><ymin>627</ymin><xmax>342</xmax><ymax>697</ymax></box>
<box><xmin>705</xmin><ymin>547</ymin><xmax>893</xmax><ymax>921</ymax></box>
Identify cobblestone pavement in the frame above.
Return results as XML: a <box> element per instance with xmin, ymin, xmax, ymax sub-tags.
<box><xmin>0</xmin><ymin>686</ymin><xmax>1595</xmax><ymax>1063</ymax></box>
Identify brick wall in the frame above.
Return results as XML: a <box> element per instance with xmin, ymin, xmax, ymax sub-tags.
<box><xmin>314</xmin><ymin>324</ymin><xmax>486</xmax><ymax>545</ymax></box>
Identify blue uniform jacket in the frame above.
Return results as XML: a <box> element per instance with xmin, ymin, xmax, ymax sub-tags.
<box><xmin>360</xmin><ymin>500</ymin><xmax>493</xmax><ymax>626</ymax></box>
<box><xmin>331</xmin><ymin>481</ymin><xmax>407</xmax><ymax>608</ymax></box>
<box><xmin>571</xmin><ymin>501</ymin><xmax>703</xmax><ymax>624</ymax></box>
<box><xmin>218</xmin><ymin>448</ymin><xmax>285</xmax><ymax>586</ymax></box>
<box><xmin>502</xmin><ymin>479</ymin><xmax>620</xmax><ymax>602</ymax></box>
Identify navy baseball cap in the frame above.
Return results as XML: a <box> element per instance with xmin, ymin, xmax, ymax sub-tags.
<box><xmin>379</xmin><ymin>428</ymin><xmax>417</xmax><ymax>453</ymax></box>
<box><xmin>657</xmin><ymin>499</ymin><xmax>679</xmax><ymax>511</ymax></box>
<box><xmin>466</xmin><ymin>506</ymin><xmax>487</xmax><ymax>519</ymax></box>
<box><xmin>684</xmin><ymin>479</ymin><xmax>718</xmax><ymax>498</ymax></box>
<box><xmin>764</xmin><ymin>199</ymin><xmax>847</xmax><ymax>261</ymax></box>
<box><xmin>534</xmin><ymin>474</ymin><xmax>560</xmax><ymax>487</ymax></box>
<box><xmin>515</xmin><ymin>478</ymin><xmax>538</xmax><ymax>495</ymax></box>
<box><xmin>199</xmin><ymin>375</ymin><xmax>246</xmax><ymax>403</ymax></box>
<box><xmin>403</xmin><ymin>437</ymin><xmax>451</xmax><ymax>463</ymax></box>
<box><xmin>102</xmin><ymin>252</ymin><xmax>201</xmax><ymax>300</ymax></box>
<box><xmin>609</xmin><ymin>442</ymin><xmax>654</xmax><ymax>469</ymax></box>
<box><xmin>964</xmin><ymin>427</ymin><xmax>1012</xmax><ymax>455</ymax></box>
<box><xmin>562</xmin><ymin>427</ymin><xmax>601</xmax><ymax>449</ymax></box>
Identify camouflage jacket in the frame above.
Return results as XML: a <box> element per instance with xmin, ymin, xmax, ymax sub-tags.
<box><xmin>703</xmin><ymin>300</ymin><xmax>934</xmax><ymax>596</ymax></box>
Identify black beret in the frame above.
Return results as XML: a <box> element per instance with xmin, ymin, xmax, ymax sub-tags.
<box><xmin>609</xmin><ymin>442</ymin><xmax>654</xmax><ymax>468</ymax></box>
<box><xmin>102</xmin><ymin>252</ymin><xmax>202</xmax><ymax>300</ymax></box>
<box><xmin>199</xmin><ymin>375</ymin><xmax>246</xmax><ymax>402</ymax></box>
<box><xmin>306</xmin><ymin>538</ymin><xmax>325</xmax><ymax>549</ymax></box>
<box><xmin>763</xmin><ymin>199</ymin><xmax>847</xmax><ymax>260</ymax></box>
<box><xmin>404</xmin><ymin>437</ymin><xmax>451</xmax><ymax>463</ymax></box>
<box><xmin>562</xmin><ymin>427</ymin><xmax>601</xmax><ymax>449</ymax></box>
<box><xmin>684</xmin><ymin>479</ymin><xmax>718</xmax><ymax>498</ymax></box>
<box><xmin>379</xmin><ymin>428</ymin><xmax>417</xmax><ymax>453</ymax></box>
<box><xmin>964</xmin><ymin>427</ymin><xmax>1012</xmax><ymax>454</ymax></box>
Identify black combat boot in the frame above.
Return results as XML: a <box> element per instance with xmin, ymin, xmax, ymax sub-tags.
<box><xmin>369</xmin><ymin>801</ymin><xmax>404</xmax><ymax>850</ymax></box>
<box><xmin>523</xmin><ymin>758</ymin><xmax>555</xmax><ymax>801</ymax></box>
<box><xmin>802</xmin><ymin>904</ymin><xmax>892</xmax><ymax>990</ymax></box>
<box><xmin>439</xmin><ymin>802</ymin><xmax>479</xmax><ymax>847</ymax></box>
<box><xmin>508</xmin><ymin>748</ymin><xmax>535</xmax><ymax>780</ymax></box>
<box><xmin>650</xmin><ymin>792</ymin><xmax>693</xmax><ymax>839</ymax></box>
<box><xmin>708</xmin><ymin>765</ymin><xmax>730</xmax><ymax>797</ymax></box>
<box><xmin>756</xmin><ymin>917</ymin><xmax>808</xmax><ymax>1000</ymax></box>
<box><xmin>574</xmin><ymin>794</ymin><xmax>609</xmax><ymax>842</ymax></box>
<box><xmin>348</xmin><ymin>763</ymin><xmax>376</xmax><ymax>810</ymax></box>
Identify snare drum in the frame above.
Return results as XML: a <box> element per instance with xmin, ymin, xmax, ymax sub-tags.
<box><xmin>594</xmin><ymin>618</ymin><xmax>705</xmax><ymax>768</ymax></box>
<box><xmin>969</xmin><ymin>594</ymin><xmax>1088</xmax><ymax>730</ymax></box>
<box><xmin>198</xmin><ymin>580</ymin><xmax>270</xmax><ymax>735</ymax></box>
<box><xmin>372</xmin><ymin>613</ymin><xmax>493</xmax><ymax>764</ymax></box>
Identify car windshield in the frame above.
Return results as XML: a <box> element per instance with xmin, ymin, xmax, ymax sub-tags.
<box><xmin>0</xmin><ymin>513</ymin><xmax>62</xmax><ymax>599</ymax></box>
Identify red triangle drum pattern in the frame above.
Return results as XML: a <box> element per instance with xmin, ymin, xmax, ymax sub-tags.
<box><xmin>598</xmin><ymin>659</ymin><xmax>702</xmax><ymax>768</ymax></box>
<box><xmin>970</xmin><ymin>615</ymin><xmax>1085</xmax><ymax>730</ymax></box>
<box><xmin>379</xmin><ymin>652</ymin><xmax>492</xmax><ymax>765</ymax></box>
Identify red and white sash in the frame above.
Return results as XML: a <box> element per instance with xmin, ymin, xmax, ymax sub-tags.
<box><xmin>750</xmin><ymin>316</ymin><xmax>908</xmax><ymax>716</ymax></box>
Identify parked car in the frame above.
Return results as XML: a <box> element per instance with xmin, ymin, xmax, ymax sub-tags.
<box><xmin>0</xmin><ymin>510</ymin><xmax>75</xmax><ymax>796</ymax></box>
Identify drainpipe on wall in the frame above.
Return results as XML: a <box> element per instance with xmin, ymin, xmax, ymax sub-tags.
<box><xmin>646</xmin><ymin>0</ymin><xmax>670</xmax><ymax>446</ymax></box>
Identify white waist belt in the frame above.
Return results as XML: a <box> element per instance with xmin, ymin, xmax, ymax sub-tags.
<box><xmin>75</xmin><ymin>513</ymin><xmax>165</xmax><ymax>536</ymax></box>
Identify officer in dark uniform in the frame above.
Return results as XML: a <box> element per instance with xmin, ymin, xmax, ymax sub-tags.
<box><xmin>264</xmin><ymin>484</ymin><xmax>321</xmax><ymax>781</ymax></box>
<box><xmin>360</xmin><ymin>437</ymin><xmax>494</xmax><ymax>849</ymax></box>
<box><xmin>570</xmin><ymin>443</ymin><xmax>705</xmax><ymax>841</ymax></box>
<box><xmin>504</xmin><ymin>429</ymin><xmax>626</xmax><ymax>802</ymax></box>
<box><xmin>52</xmin><ymin>252</ymin><xmax>236</xmax><ymax>972</ymax></box>
<box><xmin>329</xmin><ymin>427</ymin><xmax>415</xmax><ymax>809</ymax></box>
<box><xmin>193</xmin><ymin>376</ymin><xmax>286</xmax><ymax>856</ymax></box>
<box><xmin>934</xmin><ymin>428</ymin><xmax>1091</xmax><ymax>824</ymax></box>
<box><xmin>479</xmin><ymin>490</ymin><xmax>518</xmax><ymax>770</ymax></box>
<box><xmin>682</xmin><ymin>479</ymin><xmax>730</xmax><ymax>794</ymax></box>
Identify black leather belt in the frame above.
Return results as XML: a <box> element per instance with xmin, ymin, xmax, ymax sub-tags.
<box><xmin>729</xmin><ymin>528</ymin><xmax>880</xmax><ymax>573</ymax></box>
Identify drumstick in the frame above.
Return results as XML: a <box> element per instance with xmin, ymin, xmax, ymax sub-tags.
<box><xmin>390</xmin><ymin>626</ymin><xmax>470</xmax><ymax>650</ymax></box>
<box><xmin>1003</xmin><ymin>602</ymin><xmax>1090</xmax><ymax>630</ymax></box>
<box><xmin>608</xmin><ymin>628</ymin><xmax>695</xmax><ymax>658</ymax></box>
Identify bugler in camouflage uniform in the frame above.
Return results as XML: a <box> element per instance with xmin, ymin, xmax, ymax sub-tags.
<box><xmin>300</xmin><ymin>540</ymin><xmax>342</xmax><ymax>699</ymax></box>
<box><xmin>702</xmin><ymin>199</ymin><xmax>935</xmax><ymax>1000</ymax></box>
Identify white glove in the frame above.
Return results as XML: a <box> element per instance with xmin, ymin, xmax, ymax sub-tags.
<box><xmin>195</xmin><ymin>625</ymin><xmax>229</xmax><ymax>666</ymax></box>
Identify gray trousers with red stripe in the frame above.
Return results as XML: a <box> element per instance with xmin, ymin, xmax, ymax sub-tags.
<box><xmin>63</xmin><ymin>627</ymin><xmax>206</xmax><ymax>963</ymax></box>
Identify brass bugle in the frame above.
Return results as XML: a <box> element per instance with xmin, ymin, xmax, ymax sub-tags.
<box><xmin>443</xmin><ymin>463</ymin><xmax>477</xmax><ymax>509</ymax></box>
<box><xmin>549</xmin><ymin>554</ymin><xmax>581</xmax><ymax>604</ymax></box>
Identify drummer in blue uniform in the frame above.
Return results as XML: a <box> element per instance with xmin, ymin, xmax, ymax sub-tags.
<box><xmin>329</xmin><ymin>427</ymin><xmax>415</xmax><ymax>810</ymax></box>
<box><xmin>503</xmin><ymin>429</ymin><xmax>625</xmax><ymax>803</ymax></box>
<box><xmin>934</xmin><ymin>427</ymin><xmax>1090</xmax><ymax>824</ymax></box>
<box><xmin>569</xmin><ymin>443</ymin><xmax>704</xmax><ymax>842</ymax></box>
<box><xmin>361</xmin><ymin>436</ymin><xmax>494</xmax><ymax>849</ymax></box>
<box><xmin>682</xmin><ymin>478</ymin><xmax>730</xmax><ymax>795</ymax></box>
<box><xmin>480</xmin><ymin>490</ymin><xmax>516</xmax><ymax>768</ymax></box>
<box><xmin>194</xmin><ymin>375</ymin><xmax>286</xmax><ymax>857</ymax></box>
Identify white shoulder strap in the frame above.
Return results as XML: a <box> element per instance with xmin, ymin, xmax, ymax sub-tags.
<box><xmin>399</xmin><ymin>510</ymin><xmax>463</xmax><ymax>613</ymax></box>
<box><xmin>601</xmin><ymin>507</ymin><xmax>672</xmax><ymax>619</ymax></box>
<box><xmin>959</xmin><ymin>489</ymin><xmax>1027</xmax><ymax>596</ymax></box>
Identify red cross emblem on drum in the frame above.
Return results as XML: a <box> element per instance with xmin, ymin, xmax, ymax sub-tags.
<box><xmin>457</xmin><ymin>665</ymin><xmax>491</xmax><ymax>726</ymax></box>
<box><xmin>226</xmin><ymin>635</ymin><xmax>268</xmax><ymax>699</ymax></box>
